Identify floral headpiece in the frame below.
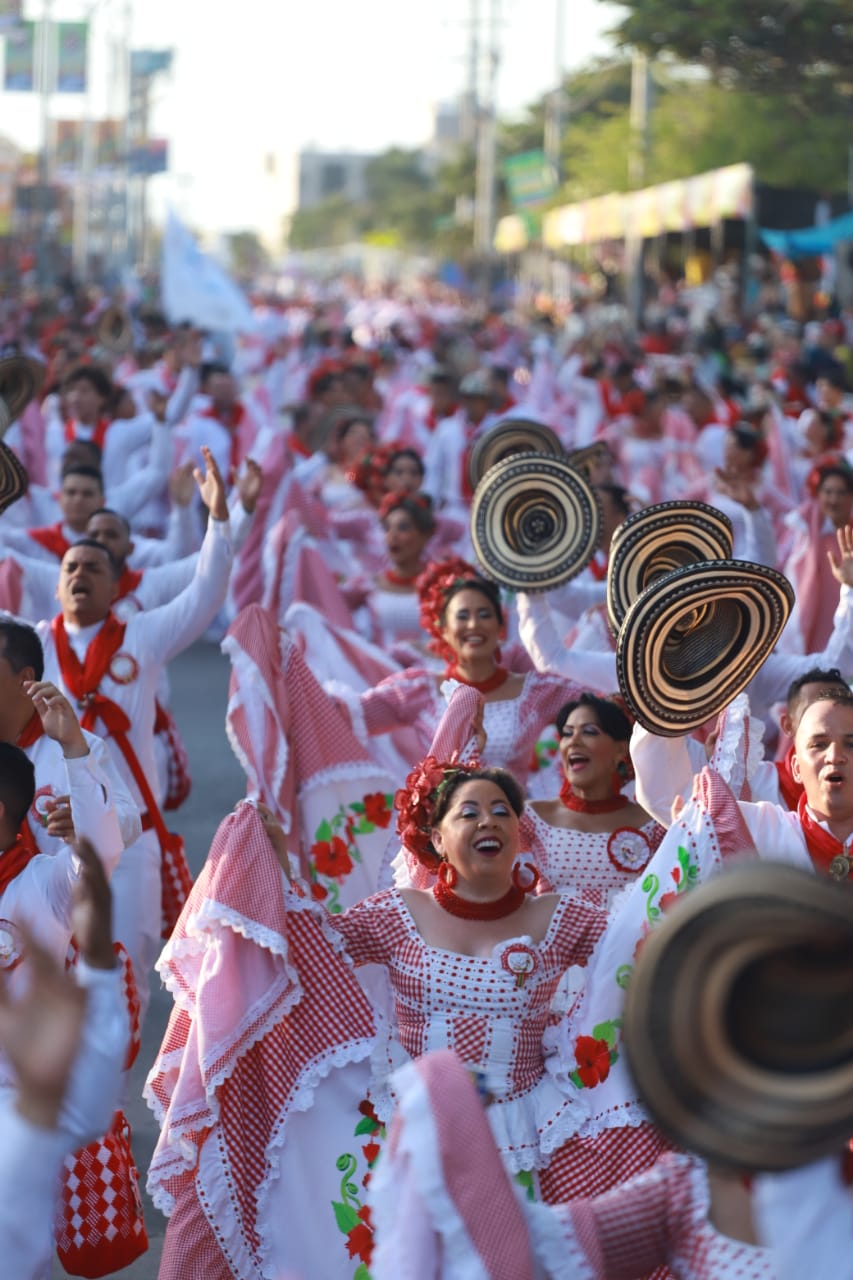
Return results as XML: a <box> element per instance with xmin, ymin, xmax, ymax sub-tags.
<box><xmin>806</xmin><ymin>453</ymin><xmax>852</xmax><ymax>499</ymax></box>
<box><xmin>394</xmin><ymin>754</ymin><xmax>474</xmax><ymax>870</ymax></box>
<box><xmin>377</xmin><ymin>490</ymin><xmax>434</xmax><ymax>523</ymax></box>
<box><xmin>347</xmin><ymin>445</ymin><xmax>394</xmax><ymax>503</ymax></box>
<box><xmin>416</xmin><ymin>556</ymin><xmax>495</xmax><ymax>662</ymax></box>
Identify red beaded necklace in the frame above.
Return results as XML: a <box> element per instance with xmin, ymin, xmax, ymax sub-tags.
<box><xmin>383</xmin><ymin>567</ymin><xmax>421</xmax><ymax>587</ymax></box>
<box><xmin>446</xmin><ymin>664</ymin><xmax>509</xmax><ymax>694</ymax></box>
<box><xmin>433</xmin><ymin>876</ymin><xmax>525</xmax><ymax>920</ymax></box>
<box><xmin>559</xmin><ymin>776</ymin><xmax>631</xmax><ymax>814</ymax></box>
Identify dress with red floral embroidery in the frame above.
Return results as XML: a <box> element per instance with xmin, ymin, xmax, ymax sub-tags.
<box><xmin>522</xmin><ymin>805</ymin><xmax>666</xmax><ymax>906</ymax></box>
<box><xmin>329</xmin><ymin>886</ymin><xmax>604</xmax><ymax>1166</ymax></box>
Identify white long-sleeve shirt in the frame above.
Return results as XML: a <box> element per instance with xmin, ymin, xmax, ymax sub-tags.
<box><xmin>39</xmin><ymin>514</ymin><xmax>233</xmax><ymax>812</ymax></box>
<box><xmin>0</xmin><ymin>961</ymin><xmax>126</xmax><ymax>1280</ymax></box>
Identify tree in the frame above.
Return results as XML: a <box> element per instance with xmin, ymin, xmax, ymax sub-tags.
<box><xmin>225</xmin><ymin>231</ymin><xmax>269</xmax><ymax>282</ymax></box>
<box><xmin>603</xmin><ymin>0</ymin><xmax>853</xmax><ymax>110</ymax></box>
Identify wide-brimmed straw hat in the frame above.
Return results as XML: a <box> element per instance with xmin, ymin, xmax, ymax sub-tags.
<box><xmin>616</xmin><ymin>559</ymin><xmax>794</xmax><ymax>735</ymax></box>
<box><xmin>565</xmin><ymin>441</ymin><xmax>610</xmax><ymax>483</ymax></box>
<box><xmin>467</xmin><ymin>417</ymin><xmax>562</xmax><ymax>491</ymax></box>
<box><xmin>607</xmin><ymin>500</ymin><xmax>734</xmax><ymax>637</ymax></box>
<box><xmin>623</xmin><ymin>861</ymin><xmax>853</xmax><ymax>1172</ymax></box>
<box><xmin>471</xmin><ymin>454</ymin><xmax>601</xmax><ymax>591</ymax></box>
<box><xmin>0</xmin><ymin>355</ymin><xmax>44</xmax><ymax>436</ymax></box>
<box><xmin>96</xmin><ymin>304</ymin><xmax>134</xmax><ymax>354</ymax></box>
<box><xmin>0</xmin><ymin>439</ymin><xmax>28</xmax><ymax>514</ymax></box>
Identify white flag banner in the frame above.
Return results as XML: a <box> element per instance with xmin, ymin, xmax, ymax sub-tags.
<box><xmin>161</xmin><ymin>211</ymin><xmax>255</xmax><ymax>333</ymax></box>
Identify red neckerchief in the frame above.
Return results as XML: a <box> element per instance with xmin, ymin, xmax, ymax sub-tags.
<box><xmin>116</xmin><ymin>565</ymin><xmax>143</xmax><ymax>599</ymax></box>
<box><xmin>51</xmin><ymin>613</ymin><xmax>128</xmax><ymax>730</ymax></box>
<box><xmin>51</xmin><ymin>615</ymin><xmax>173</xmax><ymax>857</ymax></box>
<box><xmin>16</xmin><ymin>712</ymin><xmax>45</xmax><ymax>750</ymax></box>
<box><xmin>287</xmin><ymin>433</ymin><xmax>312</xmax><ymax>458</ymax></box>
<box><xmin>202</xmin><ymin>402</ymin><xmax>245</xmax><ymax>472</ymax></box>
<box><xmin>64</xmin><ymin>417</ymin><xmax>111</xmax><ymax>450</ymax></box>
<box><xmin>28</xmin><ymin>521</ymin><xmax>70</xmax><ymax>560</ymax></box>
<box><xmin>797</xmin><ymin>792</ymin><xmax>850</xmax><ymax>877</ymax></box>
<box><xmin>426</xmin><ymin>402</ymin><xmax>458</xmax><ymax>433</ymax></box>
<box><xmin>588</xmin><ymin>553</ymin><xmax>608</xmax><ymax>582</ymax></box>
<box><xmin>0</xmin><ymin>819</ymin><xmax>39</xmax><ymax>897</ymax></box>
<box><xmin>775</xmin><ymin>745</ymin><xmax>803</xmax><ymax>811</ymax></box>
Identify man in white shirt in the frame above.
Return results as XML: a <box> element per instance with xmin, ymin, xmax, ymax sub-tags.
<box><xmin>0</xmin><ymin>836</ymin><xmax>127</xmax><ymax>1279</ymax></box>
<box><xmin>40</xmin><ymin>446</ymin><xmax>233</xmax><ymax>1017</ymax></box>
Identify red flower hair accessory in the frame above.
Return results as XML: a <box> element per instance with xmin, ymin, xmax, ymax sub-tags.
<box><xmin>806</xmin><ymin>453</ymin><xmax>849</xmax><ymax>498</ymax></box>
<box><xmin>377</xmin><ymin>490</ymin><xmax>434</xmax><ymax>522</ymax></box>
<box><xmin>415</xmin><ymin>556</ymin><xmax>491</xmax><ymax>661</ymax></box>
<box><xmin>394</xmin><ymin>754</ymin><xmax>474</xmax><ymax>870</ymax></box>
<box><xmin>347</xmin><ymin>445</ymin><xmax>394</xmax><ymax>501</ymax></box>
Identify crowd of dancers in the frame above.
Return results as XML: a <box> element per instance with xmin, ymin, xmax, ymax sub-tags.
<box><xmin>0</xmin><ymin>277</ymin><xmax>852</xmax><ymax>1278</ymax></box>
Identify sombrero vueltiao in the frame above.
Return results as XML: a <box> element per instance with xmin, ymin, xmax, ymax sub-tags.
<box><xmin>616</xmin><ymin>559</ymin><xmax>794</xmax><ymax>735</ymax></box>
<box><xmin>623</xmin><ymin>862</ymin><xmax>853</xmax><ymax>1172</ymax></box>
<box><xmin>96</xmin><ymin>304</ymin><xmax>134</xmax><ymax>354</ymax></box>
<box><xmin>0</xmin><ymin>440</ymin><xmax>29</xmax><ymax>515</ymax></box>
<box><xmin>470</xmin><ymin>454</ymin><xmax>601</xmax><ymax>591</ymax></box>
<box><xmin>565</xmin><ymin>441</ymin><xmax>610</xmax><ymax>484</ymax></box>
<box><xmin>467</xmin><ymin>417</ymin><xmax>562</xmax><ymax>492</ymax></box>
<box><xmin>607</xmin><ymin>500</ymin><xmax>734</xmax><ymax>637</ymax></box>
<box><xmin>0</xmin><ymin>356</ymin><xmax>45</xmax><ymax>437</ymax></box>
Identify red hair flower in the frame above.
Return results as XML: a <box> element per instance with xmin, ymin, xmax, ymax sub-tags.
<box><xmin>394</xmin><ymin>754</ymin><xmax>473</xmax><ymax>869</ymax></box>
<box><xmin>416</xmin><ymin>556</ymin><xmax>488</xmax><ymax>661</ymax></box>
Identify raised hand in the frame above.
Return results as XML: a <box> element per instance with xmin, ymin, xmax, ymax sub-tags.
<box><xmin>256</xmin><ymin>803</ymin><xmax>291</xmax><ymax>879</ymax></box>
<box><xmin>237</xmin><ymin>457</ymin><xmax>263</xmax><ymax>514</ymax></box>
<box><xmin>0</xmin><ymin>925</ymin><xmax>87</xmax><ymax>1128</ymax></box>
<box><xmin>43</xmin><ymin>794</ymin><xmax>74</xmax><ymax>842</ymax></box>
<box><xmin>168</xmin><ymin>460</ymin><xmax>197</xmax><ymax>508</ymax></box>
<box><xmin>25</xmin><ymin>681</ymin><xmax>88</xmax><ymax>759</ymax></box>
<box><xmin>827</xmin><ymin>523</ymin><xmax>853</xmax><ymax>588</ymax></box>
<box><xmin>69</xmin><ymin>838</ymin><xmax>115</xmax><ymax>972</ymax></box>
<box><xmin>194</xmin><ymin>445</ymin><xmax>229</xmax><ymax>522</ymax></box>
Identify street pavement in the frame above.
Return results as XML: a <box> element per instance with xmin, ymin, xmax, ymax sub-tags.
<box><xmin>52</xmin><ymin>638</ymin><xmax>247</xmax><ymax>1279</ymax></box>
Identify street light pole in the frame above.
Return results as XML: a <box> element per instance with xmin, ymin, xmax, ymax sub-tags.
<box><xmin>36</xmin><ymin>0</ymin><xmax>55</xmax><ymax>287</ymax></box>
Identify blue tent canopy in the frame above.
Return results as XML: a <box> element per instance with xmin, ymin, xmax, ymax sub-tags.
<box><xmin>760</xmin><ymin>211</ymin><xmax>853</xmax><ymax>259</ymax></box>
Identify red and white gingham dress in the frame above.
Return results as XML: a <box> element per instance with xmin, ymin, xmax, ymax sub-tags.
<box><xmin>330</xmin><ymin>887</ymin><xmax>605</xmax><ymax>1169</ymax></box>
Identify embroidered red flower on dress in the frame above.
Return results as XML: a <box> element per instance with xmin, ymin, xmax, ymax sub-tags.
<box><xmin>574</xmin><ymin>1035</ymin><xmax>611</xmax><ymax>1088</ymax></box>
<box><xmin>363</xmin><ymin>792</ymin><xmax>392</xmax><ymax>828</ymax></box>
<box><xmin>311</xmin><ymin>836</ymin><xmax>354</xmax><ymax>879</ymax></box>
<box><xmin>361</xmin><ymin>1140</ymin><xmax>381</xmax><ymax>1165</ymax></box>
<box><xmin>345</xmin><ymin>1207</ymin><xmax>374</xmax><ymax>1263</ymax></box>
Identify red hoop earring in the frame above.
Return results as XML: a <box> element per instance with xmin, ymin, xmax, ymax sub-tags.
<box><xmin>438</xmin><ymin>861</ymin><xmax>458</xmax><ymax>888</ymax></box>
<box><xmin>512</xmin><ymin>862</ymin><xmax>540</xmax><ymax>894</ymax></box>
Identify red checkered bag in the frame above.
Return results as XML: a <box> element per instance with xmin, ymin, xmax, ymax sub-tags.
<box><xmin>55</xmin><ymin>1110</ymin><xmax>148</xmax><ymax>1277</ymax></box>
<box><xmin>64</xmin><ymin>941</ymin><xmax>140</xmax><ymax>1071</ymax></box>
<box><xmin>161</xmin><ymin>829</ymin><xmax>193</xmax><ymax>939</ymax></box>
<box><xmin>154</xmin><ymin>698</ymin><xmax>192</xmax><ymax>812</ymax></box>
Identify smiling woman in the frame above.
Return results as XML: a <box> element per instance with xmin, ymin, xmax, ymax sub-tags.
<box><xmin>522</xmin><ymin>692</ymin><xmax>665</xmax><ymax>904</ymax></box>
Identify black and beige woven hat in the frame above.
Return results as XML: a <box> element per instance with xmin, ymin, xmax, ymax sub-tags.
<box><xmin>565</xmin><ymin>441</ymin><xmax>610</xmax><ymax>484</ymax></box>
<box><xmin>0</xmin><ymin>356</ymin><xmax>44</xmax><ymax>437</ymax></box>
<box><xmin>0</xmin><ymin>440</ymin><xmax>28</xmax><ymax>515</ymax></box>
<box><xmin>623</xmin><ymin>861</ymin><xmax>853</xmax><ymax>1172</ymax></box>
<box><xmin>96</xmin><ymin>304</ymin><xmax>134</xmax><ymax>353</ymax></box>
<box><xmin>616</xmin><ymin>558</ymin><xmax>794</xmax><ymax>735</ymax></box>
<box><xmin>467</xmin><ymin>417</ymin><xmax>562</xmax><ymax>492</ymax></box>
<box><xmin>607</xmin><ymin>501</ymin><xmax>734</xmax><ymax>637</ymax></box>
<box><xmin>471</xmin><ymin>454</ymin><xmax>601</xmax><ymax>591</ymax></box>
